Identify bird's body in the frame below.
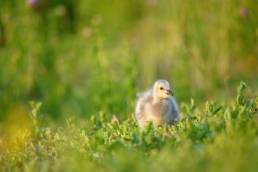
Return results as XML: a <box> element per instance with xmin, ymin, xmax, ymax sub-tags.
<box><xmin>135</xmin><ymin>80</ymin><xmax>179</xmax><ymax>128</ymax></box>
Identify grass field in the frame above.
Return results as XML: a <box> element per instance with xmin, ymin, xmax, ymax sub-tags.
<box><xmin>0</xmin><ymin>0</ymin><xmax>257</xmax><ymax>171</ymax></box>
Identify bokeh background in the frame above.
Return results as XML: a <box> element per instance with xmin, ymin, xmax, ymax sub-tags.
<box><xmin>0</xmin><ymin>0</ymin><xmax>257</xmax><ymax>121</ymax></box>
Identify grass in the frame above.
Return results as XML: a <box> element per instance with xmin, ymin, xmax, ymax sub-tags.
<box><xmin>0</xmin><ymin>82</ymin><xmax>258</xmax><ymax>172</ymax></box>
<box><xmin>0</xmin><ymin>0</ymin><xmax>257</xmax><ymax>119</ymax></box>
<box><xmin>0</xmin><ymin>0</ymin><xmax>257</xmax><ymax>171</ymax></box>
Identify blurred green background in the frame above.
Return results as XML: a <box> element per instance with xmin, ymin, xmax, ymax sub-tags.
<box><xmin>0</xmin><ymin>0</ymin><xmax>257</xmax><ymax>120</ymax></box>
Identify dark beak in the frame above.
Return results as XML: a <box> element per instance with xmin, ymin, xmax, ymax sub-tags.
<box><xmin>166</xmin><ymin>89</ymin><xmax>173</xmax><ymax>96</ymax></box>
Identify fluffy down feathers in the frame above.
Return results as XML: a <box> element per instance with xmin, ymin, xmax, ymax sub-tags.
<box><xmin>135</xmin><ymin>80</ymin><xmax>179</xmax><ymax>128</ymax></box>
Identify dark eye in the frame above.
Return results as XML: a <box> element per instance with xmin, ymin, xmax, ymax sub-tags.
<box><xmin>160</xmin><ymin>87</ymin><xmax>164</xmax><ymax>90</ymax></box>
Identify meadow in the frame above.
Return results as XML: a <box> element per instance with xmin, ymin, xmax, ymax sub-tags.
<box><xmin>0</xmin><ymin>0</ymin><xmax>257</xmax><ymax>171</ymax></box>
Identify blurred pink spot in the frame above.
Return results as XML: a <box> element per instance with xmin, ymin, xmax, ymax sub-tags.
<box><xmin>27</xmin><ymin>0</ymin><xmax>37</xmax><ymax>7</ymax></box>
<box><xmin>240</xmin><ymin>6</ymin><xmax>248</xmax><ymax>17</ymax></box>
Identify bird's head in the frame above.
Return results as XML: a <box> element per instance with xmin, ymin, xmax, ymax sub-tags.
<box><xmin>153</xmin><ymin>80</ymin><xmax>173</xmax><ymax>100</ymax></box>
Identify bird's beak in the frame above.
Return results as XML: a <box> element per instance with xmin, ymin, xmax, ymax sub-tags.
<box><xmin>166</xmin><ymin>89</ymin><xmax>173</xmax><ymax>96</ymax></box>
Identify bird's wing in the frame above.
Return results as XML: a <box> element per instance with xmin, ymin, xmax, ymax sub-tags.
<box><xmin>135</xmin><ymin>89</ymin><xmax>153</xmax><ymax>118</ymax></box>
<box><xmin>166</xmin><ymin>97</ymin><xmax>179</xmax><ymax>121</ymax></box>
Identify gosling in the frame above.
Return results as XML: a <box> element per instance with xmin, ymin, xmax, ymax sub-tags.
<box><xmin>135</xmin><ymin>80</ymin><xmax>179</xmax><ymax>128</ymax></box>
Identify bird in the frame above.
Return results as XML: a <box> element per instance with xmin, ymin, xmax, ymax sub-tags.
<box><xmin>135</xmin><ymin>79</ymin><xmax>179</xmax><ymax>128</ymax></box>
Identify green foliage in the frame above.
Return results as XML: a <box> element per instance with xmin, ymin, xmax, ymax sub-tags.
<box><xmin>0</xmin><ymin>1</ymin><xmax>257</xmax><ymax>171</ymax></box>
<box><xmin>0</xmin><ymin>83</ymin><xmax>258</xmax><ymax>171</ymax></box>
<box><xmin>29</xmin><ymin>102</ymin><xmax>42</xmax><ymax>134</ymax></box>
<box><xmin>0</xmin><ymin>0</ymin><xmax>257</xmax><ymax>119</ymax></box>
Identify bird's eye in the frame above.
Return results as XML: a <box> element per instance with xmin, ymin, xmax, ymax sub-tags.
<box><xmin>160</xmin><ymin>87</ymin><xmax>164</xmax><ymax>90</ymax></box>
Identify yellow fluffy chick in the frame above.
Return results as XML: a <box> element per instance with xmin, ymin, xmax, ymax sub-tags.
<box><xmin>135</xmin><ymin>80</ymin><xmax>179</xmax><ymax>128</ymax></box>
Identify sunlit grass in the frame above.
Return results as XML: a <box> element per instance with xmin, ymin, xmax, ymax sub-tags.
<box><xmin>0</xmin><ymin>83</ymin><xmax>257</xmax><ymax>171</ymax></box>
<box><xmin>0</xmin><ymin>0</ymin><xmax>257</xmax><ymax>171</ymax></box>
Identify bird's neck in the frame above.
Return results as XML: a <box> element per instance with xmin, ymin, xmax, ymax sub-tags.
<box><xmin>152</xmin><ymin>96</ymin><xmax>163</xmax><ymax>104</ymax></box>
